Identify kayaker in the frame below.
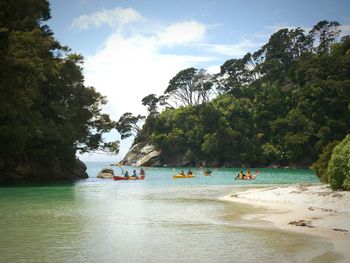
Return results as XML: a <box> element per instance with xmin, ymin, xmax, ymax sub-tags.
<box><xmin>132</xmin><ymin>170</ymin><xmax>137</xmax><ymax>177</ymax></box>
<box><xmin>140</xmin><ymin>168</ymin><xmax>145</xmax><ymax>176</ymax></box>
<box><xmin>187</xmin><ymin>169</ymin><xmax>193</xmax><ymax>175</ymax></box>
<box><xmin>205</xmin><ymin>169</ymin><xmax>212</xmax><ymax>175</ymax></box>
<box><xmin>180</xmin><ymin>170</ymin><xmax>185</xmax><ymax>176</ymax></box>
<box><xmin>124</xmin><ymin>171</ymin><xmax>129</xmax><ymax>178</ymax></box>
<box><xmin>246</xmin><ymin>170</ymin><xmax>252</xmax><ymax>179</ymax></box>
<box><xmin>235</xmin><ymin>170</ymin><xmax>244</xmax><ymax>180</ymax></box>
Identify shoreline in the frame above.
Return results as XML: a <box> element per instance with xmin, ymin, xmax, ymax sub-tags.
<box><xmin>221</xmin><ymin>184</ymin><xmax>350</xmax><ymax>262</ymax></box>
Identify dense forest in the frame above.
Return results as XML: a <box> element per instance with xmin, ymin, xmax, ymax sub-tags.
<box><xmin>120</xmin><ymin>21</ymin><xmax>350</xmax><ymax>188</ymax></box>
<box><xmin>0</xmin><ymin>0</ymin><xmax>117</xmax><ymax>182</ymax></box>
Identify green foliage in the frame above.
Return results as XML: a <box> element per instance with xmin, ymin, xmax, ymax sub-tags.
<box><xmin>142</xmin><ymin>94</ymin><xmax>159</xmax><ymax>116</ymax></box>
<box><xmin>116</xmin><ymin>113</ymin><xmax>145</xmax><ymax>139</ymax></box>
<box><xmin>0</xmin><ymin>0</ymin><xmax>117</xmax><ymax>181</ymax></box>
<box><xmin>310</xmin><ymin>20</ymin><xmax>341</xmax><ymax>54</ymax></box>
<box><xmin>164</xmin><ymin>68</ymin><xmax>214</xmax><ymax>107</ymax></box>
<box><xmin>311</xmin><ymin>141</ymin><xmax>339</xmax><ymax>182</ymax></box>
<box><xmin>327</xmin><ymin>135</ymin><xmax>350</xmax><ymax>190</ymax></box>
<box><xmin>133</xmin><ymin>20</ymin><xmax>350</xmax><ymax>173</ymax></box>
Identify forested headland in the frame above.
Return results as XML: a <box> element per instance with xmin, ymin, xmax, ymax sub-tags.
<box><xmin>119</xmin><ymin>21</ymin><xmax>350</xmax><ymax>189</ymax></box>
<box><xmin>1</xmin><ymin>0</ymin><xmax>349</xmax><ymax>189</ymax></box>
<box><xmin>0</xmin><ymin>0</ymin><xmax>117</xmax><ymax>182</ymax></box>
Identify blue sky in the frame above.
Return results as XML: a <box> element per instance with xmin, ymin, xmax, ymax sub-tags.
<box><xmin>47</xmin><ymin>0</ymin><xmax>350</xmax><ymax>162</ymax></box>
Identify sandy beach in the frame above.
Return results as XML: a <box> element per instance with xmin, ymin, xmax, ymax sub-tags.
<box><xmin>222</xmin><ymin>184</ymin><xmax>350</xmax><ymax>262</ymax></box>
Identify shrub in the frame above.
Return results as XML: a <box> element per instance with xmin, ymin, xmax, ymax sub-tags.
<box><xmin>311</xmin><ymin>141</ymin><xmax>339</xmax><ymax>182</ymax></box>
<box><xmin>327</xmin><ymin>135</ymin><xmax>350</xmax><ymax>190</ymax></box>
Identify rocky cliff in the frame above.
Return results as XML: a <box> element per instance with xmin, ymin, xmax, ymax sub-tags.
<box><xmin>122</xmin><ymin>143</ymin><xmax>162</xmax><ymax>166</ymax></box>
<box><xmin>121</xmin><ymin>143</ymin><xmax>201</xmax><ymax>167</ymax></box>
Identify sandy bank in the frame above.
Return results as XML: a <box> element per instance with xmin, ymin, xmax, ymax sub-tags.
<box><xmin>221</xmin><ymin>184</ymin><xmax>350</xmax><ymax>261</ymax></box>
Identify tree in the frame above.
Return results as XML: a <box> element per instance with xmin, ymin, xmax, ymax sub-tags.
<box><xmin>127</xmin><ymin>20</ymin><xmax>350</xmax><ymax>172</ymax></box>
<box><xmin>0</xmin><ymin>0</ymin><xmax>117</xmax><ymax>182</ymax></box>
<box><xmin>142</xmin><ymin>94</ymin><xmax>159</xmax><ymax>116</ymax></box>
<box><xmin>309</xmin><ymin>20</ymin><xmax>341</xmax><ymax>55</ymax></box>
<box><xmin>219</xmin><ymin>53</ymin><xmax>257</xmax><ymax>97</ymax></box>
<box><xmin>116</xmin><ymin>113</ymin><xmax>145</xmax><ymax>139</ymax></box>
<box><xmin>165</xmin><ymin>68</ymin><xmax>215</xmax><ymax>107</ymax></box>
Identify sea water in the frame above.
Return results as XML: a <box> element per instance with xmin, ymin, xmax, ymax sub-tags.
<box><xmin>0</xmin><ymin>163</ymin><xmax>333</xmax><ymax>262</ymax></box>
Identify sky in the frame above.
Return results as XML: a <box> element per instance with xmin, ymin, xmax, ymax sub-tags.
<box><xmin>47</xmin><ymin>0</ymin><xmax>350</xmax><ymax>162</ymax></box>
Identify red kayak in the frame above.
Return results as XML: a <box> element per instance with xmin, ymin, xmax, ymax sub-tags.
<box><xmin>113</xmin><ymin>175</ymin><xmax>145</xmax><ymax>181</ymax></box>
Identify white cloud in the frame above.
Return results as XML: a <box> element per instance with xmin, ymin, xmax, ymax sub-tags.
<box><xmin>81</xmin><ymin>20</ymin><xmax>215</xmax><ymax>161</ymax></box>
<box><xmin>265</xmin><ymin>25</ymin><xmax>311</xmax><ymax>33</ymax></box>
<box><xmin>84</xmin><ymin>32</ymin><xmax>213</xmax><ymax>117</ymax></box>
<box><xmin>341</xmin><ymin>24</ymin><xmax>350</xmax><ymax>36</ymax></box>
<box><xmin>206</xmin><ymin>65</ymin><xmax>221</xmax><ymax>74</ymax></box>
<box><xmin>72</xmin><ymin>7</ymin><xmax>142</xmax><ymax>29</ymax></box>
<box><xmin>202</xmin><ymin>39</ymin><xmax>263</xmax><ymax>58</ymax></box>
<box><xmin>158</xmin><ymin>21</ymin><xmax>206</xmax><ymax>46</ymax></box>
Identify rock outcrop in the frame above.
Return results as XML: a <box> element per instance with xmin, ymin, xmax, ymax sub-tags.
<box><xmin>97</xmin><ymin>168</ymin><xmax>114</xmax><ymax>179</ymax></box>
<box><xmin>121</xmin><ymin>143</ymin><xmax>198</xmax><ymax>167</ymax></box>
<box><xmin>122</xmin><ymin>143</ymin><xmax>161</xmax><ymax>166</ymax></box>
<box><xmin>0</xmin><ymin>158</ymin><xmax>89</xmax><ymax>183</ymax></box>
<box><xmin>72</xmin><ymin>159</ymin><xmax>89</xmax><ymax>179</ymax></box>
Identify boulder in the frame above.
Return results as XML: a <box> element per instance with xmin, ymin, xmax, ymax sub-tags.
<box><xmin>136</xmin><ymin>150</ymin><xmax>161</xmax><ymax>166</ymax></box>
<box><xmin>122</xmin><ymin>143</ymin><xmax>161</xmax><ymax>166</ymax></box>
<box><xmin>72</xmin><ymin>159</ymin><xmax>89</xmax><ymax>179</ymax></box>
<box><xmin>97</xmin><ymin>167</ymin><xmax>114</xmax><ymax>178</ymax></box>
<box><xmin>140</xmin><ymin>145</ymin><xmax>156</xmax><ymax>155</ymax></box>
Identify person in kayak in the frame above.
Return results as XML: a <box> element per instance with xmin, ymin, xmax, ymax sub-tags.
<box><xmin>140</xmin><ymin>168</ymin><xmax>145</xmax><ymax>176</ymax></box>
<box><xmin>180</xmin><ymin>170</ymin><xmax>185</xmax><ymax>176</ymax></box>
<box><xmin>235</xmin><ymin>170</ymin><xmax>245</xmax><ymax>180</ymax></box>
<box><xmin>187</xmin><ymin>169</ymin><xmax>193</xmax><ymax>175</ymax></box>
<box><xmin>132</xmin><ymin>170</ymin><xmax>137</xmax><ymax>177</ymax></box>
<box><xmin>124</xmin><ymin>171</ymin><xmax>129</xmax><ymax>178</ymax></box>
<box><xmin>246</xmin><ymin>170</ymin><xmax>252</xmax><ymax>179</ymax></box>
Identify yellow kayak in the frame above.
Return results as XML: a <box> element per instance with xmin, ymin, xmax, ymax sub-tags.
<box><xmin>173</xmin><ymin>174</ymin><xmax>195</xmax><ymax>179</ymax></box>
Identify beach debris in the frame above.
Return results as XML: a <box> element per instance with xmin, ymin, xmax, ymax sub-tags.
<box><xmin>308</xmin><ymin>207</ymin><xmax>337</xmax><ymax>215</ymax></box>
<box><xmin>288</xmin><ymin>220</ymin><xmax>314</xmax><ymax>228</ymax></box>
<box><xmin>332</xmin><ymin>193</ymin><xmax>344</xmax><ymax>198</ymax></box>
<box><xmin>298</xmin><ymin>185</ymin><xmax>309</xmax><ymax>191</ymax></box>
<box><xmin>321</xmin><ymin>208</ymin><xmax>337</xmax><ymax>214</ymax></box>
<box><xmin>315</xmin><ymin>191</ymin><xmax>334</xmax><ymax>197</ymax></box>
<box><xmin>332</xmin><ymin>228</ymin><xmax>348</xmax><ymax>232</ymax></box>
<box><xmin>290</xmin><ymin>191</ymin><xmax>302</xmax><ymax>194</ymax></box>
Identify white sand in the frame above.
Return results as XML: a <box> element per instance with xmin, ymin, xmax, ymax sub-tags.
<box><xmin>221</xmin><ymin>184</ymin><xmax>350</xmax><ymax>261</ymax></box>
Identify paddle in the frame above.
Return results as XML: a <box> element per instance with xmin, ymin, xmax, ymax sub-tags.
<box><xmin>251</xmin><ymin>170</ymin><xmax>260</xmax><ymax>179</ymax></box>
<box><xmin>118</xmin><ymin>164</ymin><xmax>125</xmax><ymax>175</ymax></box>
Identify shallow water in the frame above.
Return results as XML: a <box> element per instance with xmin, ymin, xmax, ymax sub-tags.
<box><xmin>0</xmin><ymin>163</ymin><xmax>334</xmax><ymax>262</ymax></box>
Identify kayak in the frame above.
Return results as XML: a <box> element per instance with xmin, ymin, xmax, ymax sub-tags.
<box><xmin>113</xmin><ymin>175</ymin><xmax>145</xmax><ymax>181</ymax></box>
<box><xmin>235</xmin><ymin>171</ymin><xmax>259</xmax><ymax>180</ymax></box>
<box><xmin>235</xmin><ymin>175</ymin><xmax>257</xmax><ymax>180</ymax></box>
<box><xmin>203</xmin><ymin>172</ymin><xmax>212</xmax><ymax>176</ymax></box>
<box><xmin>173</xmin><ymin>174</ymin><xmax>195</xmax><ymax>179</ymax></box>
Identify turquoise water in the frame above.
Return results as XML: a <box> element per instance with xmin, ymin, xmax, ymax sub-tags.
<box><xmin>0</xmin><ymin>163</ymin><xmax>330</xmax><ymax>262</ymax></box>
<box><xmin>87</xmin><ymin>162</ymin><xmax>320</xmax><ymax>186</ymax></box>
